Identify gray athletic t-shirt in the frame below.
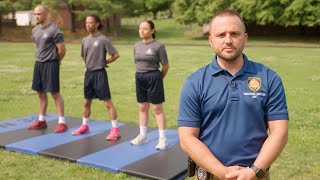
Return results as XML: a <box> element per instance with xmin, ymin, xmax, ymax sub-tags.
<box><xmin>81</xmin><ymin>34</ymin><xmax>118</xmax><ymax>71</ymax></box>
<box><xmin>134</xmin><ymin>40</ymin><xmax>168</xmax><ymax>73</ymax></box>
<box><xmin>32</xmin><ymin>22</ymin><xmax>64</xmax><ymax>62</ymax></box>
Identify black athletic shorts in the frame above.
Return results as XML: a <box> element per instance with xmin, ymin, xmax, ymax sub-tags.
<box><xmin>32</xmin><ymin>60</ymin><xmax>60</xmax><ymax>92</ymax></box>
<box><xmin>135</xmin><ymin>70</ymin><xmax>165</xmax><ymax>104</ymax></box>
<box><xmin>84</xmin><ymin>68</ymin><xmax>111</xmax><ymax>100</ymax></box>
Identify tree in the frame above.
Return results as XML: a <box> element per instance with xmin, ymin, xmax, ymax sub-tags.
<box><xmin>173</xmin><ymin>0</ymin><xmax>233</xmax><ymax>25</ymax></box>
<box><xmin>172</xmin><ymin>0</ymin><xmax>320</xmax><ymax>29</ymax></box>
<box><xmin>145</xmin><ymin>0</ymin><xmax>174</xmax><ymax>19</ymax></box>
<box><xmin>0</xmin><ymin>0</ymin><xmax>33</xmax><ymax>38</ymax></box>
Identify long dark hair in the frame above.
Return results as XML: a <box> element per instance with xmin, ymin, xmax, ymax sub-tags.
<box><xmin>144</xmin><ymin>20</ymin><xmax>156</xmax><ymax>39</ymax></box>
<box><xmin>87</xmin><ymin>14</ymin><xmax>103</xmax><ymax>30</ymax></box>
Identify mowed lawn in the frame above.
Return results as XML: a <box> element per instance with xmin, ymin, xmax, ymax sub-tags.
<box><xmin>0</xmin><ymin>39</ymin><xmax>319</xmax><ymax>179</ymax></box>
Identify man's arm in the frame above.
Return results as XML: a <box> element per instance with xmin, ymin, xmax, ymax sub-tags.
<box><xmin>161</xmin><ymin>64</ymin><xmax>169</xmax><ymax>78</ymax></box>
<box><xmin>56</xmin><ymin>42</ymin><xmax>66</xmax><ymax>64</ymax></box>
<box><xmin>253</xmin><ymin>120</ymin><xmax>288</xmax><ymax>171</ymax></box>
<box><xmin>106</xmin><ymin>52</ymin><xmax>120</xmax><ymax>65</ymax></box>
<box><xmin>225</xmin><ymin>120</ymin><xmax>288</xmax><ymax>179</ymax></box>
<box><xmin>179</xmin><ymin>126</ymin><xmax>241</xmax><ymax>179</ymax></box>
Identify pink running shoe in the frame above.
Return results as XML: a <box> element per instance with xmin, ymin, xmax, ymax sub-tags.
<box><xmin>72</xmin><ymin>124</ymin><xmax>89</xmax><ymax>135</ymax></box>
<box><xmin>106</xmin><ymin>127</ymin><xmax>121</xmax><ymax>141</ymax></box>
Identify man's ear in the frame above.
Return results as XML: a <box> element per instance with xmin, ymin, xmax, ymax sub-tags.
<box><xmin>208</xmin><ymin>36</ymin><xmax>213</xmax><ymax>47</ymax></box>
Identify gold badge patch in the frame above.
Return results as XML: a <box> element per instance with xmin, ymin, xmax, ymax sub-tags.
<box><xmin>248</xmin><ymin>77</ymin><xmax>261</xmax><ymax>92</ymax></box>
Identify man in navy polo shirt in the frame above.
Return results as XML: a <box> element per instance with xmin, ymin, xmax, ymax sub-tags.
<box><xmin>178</xmin><ymin>10</ymin><xmax>288</xmax><ymax>180</ymax></box>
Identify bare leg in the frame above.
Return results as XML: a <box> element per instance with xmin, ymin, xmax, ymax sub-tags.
<box><xmin>152</xmin><ymin>103</ymin><xmax>166</xmax><ymax>130</ymax></box>
<box><xmin>37</xmin><ymin>91</ymin><xmax>48</xmax><ymax>116</ymax></box>
<box><xmin>51</xmin><ymin>92</ymin><xmax>64</xmax><ymax>117</ymax></box>
<box><xmin>103</xmin><ymin>99</ymin><xmax>117</xmax><ymax>120</ymax></box>
<box><xmin>83</xmin><ymin>99</ymin><xmax>92</xmax><ymax>118</ymax></box>
<box><xmin>138</xmin><ymin>102</ymin><xmax>149</xmax><ymax>127</ymax></box>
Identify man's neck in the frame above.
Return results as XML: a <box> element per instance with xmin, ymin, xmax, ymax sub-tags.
<box><xmin>90</xmin><ymin>30</ymin><xmax>101</xmax><ymax>37</ymax></box>
<box><xmin>217</xmin><ymin>56</ymin><xmax>244</xmax><ymax>76</ymax></box>
<box><xmin>40</xmin><ymin>19</ymin><xmax>49</xmax><ymax>28</ymax></box>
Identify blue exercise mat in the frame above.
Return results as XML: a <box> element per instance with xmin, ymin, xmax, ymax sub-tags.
<box><xmin>0</xmin><ymin>113</ymin><xmax>58</xmax><ymax>133</ymax></box>
<box><xmin>77</xmin><ymin>129</ymin><xmax>179</xmax><ymax>173</ymax></box>
<box><xmin>5</xmin><ymin>121</ymin><xmax>124</xmax><ymax>155</ymax></box>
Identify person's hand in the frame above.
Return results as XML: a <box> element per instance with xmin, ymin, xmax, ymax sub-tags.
<box><xmin>58</xmin><ymin>59</ymin><xmax>62</xmax><ymax>65</ymax></box>
<box><xmin>225</xmin><ymin>167</ymin><xmax>257</xmax><ymax>180</ymax></box>
<box><xmin>217</xmin><ymin>166</ymin><xmax>243</xmax><ymax>180</ymax></box>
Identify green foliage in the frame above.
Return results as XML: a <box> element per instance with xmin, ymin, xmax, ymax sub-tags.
<box><xmin>172</xmin><ymin>0</ymin><xmax>320</xmax><ymax>27</ymax></box>
<box><xmin>282</xmin><ymin>0</ymin><xmax>320</xmax><ymax>27</ymax></box>
<box><xmin>144</xmin><ymin>0</ymin><xmax>174</xmax><ymax>19</ymax></box>
<box><xmin>173</xmin><ymin>0</ymin><xmax>233</xmax><ymax>25</ymax></box>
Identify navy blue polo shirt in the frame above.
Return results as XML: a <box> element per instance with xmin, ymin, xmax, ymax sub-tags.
<box><xmin>178</xmin><ymin>54</ymin><xmax>289</xmax><ymax>167</ymax></box>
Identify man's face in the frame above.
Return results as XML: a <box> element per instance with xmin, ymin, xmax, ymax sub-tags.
<box><xmin>208</xmin><ymin>15</ymin><xmax>248</xmax><ymax>62</ymax></box>
<box><xmin>85</xmin><ymin>16</ymin><xmax>99</xmax><ymax>33</ymax></box>
<box><xmin>34</xmin><ymin>6</ymin><xmax>47</xmax><ymax>24</ymax></box>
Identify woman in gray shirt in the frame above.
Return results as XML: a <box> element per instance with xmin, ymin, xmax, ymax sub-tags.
<box><xmin>130</xmin><ymin>20</ymin><xmax>169</xmax><ymax>150</ymax></box>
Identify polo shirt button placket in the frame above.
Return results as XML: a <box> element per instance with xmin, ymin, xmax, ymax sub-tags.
<box><xmin>230</xmin><ymin>80</ymin><xmax>239</xmax><ymax>101</ymax></box>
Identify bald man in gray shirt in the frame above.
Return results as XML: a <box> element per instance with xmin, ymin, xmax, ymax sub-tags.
<box><xmin>28</xmin><ymin>4</ymin><xmax>68</xmax><ymax>133</ymax></box>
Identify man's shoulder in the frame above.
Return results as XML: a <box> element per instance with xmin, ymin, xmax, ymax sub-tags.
<box><xmin>248</xmin><ymin>59</ymin><xmax>277</xmax><ymax>74</ymax></box>
<box><xmin>187</xmin><ymin>64</ymin><xmax>211</xmax><ymax>81</ymax></box>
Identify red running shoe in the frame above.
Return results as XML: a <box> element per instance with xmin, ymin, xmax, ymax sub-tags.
<box><xmin>28</xmin><ymin>120</ymin><xmax>47</xmax><ymax>130</ymax></box>
<box><xmin>54</xmin><ymin>123</ymin><xmax>68</xmax><ymax>133</ymax></box>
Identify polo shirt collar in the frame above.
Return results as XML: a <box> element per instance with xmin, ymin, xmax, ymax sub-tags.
<box><xmin>210</xmin><ymin>53</ymin><xmax>256</xmax><ymax>76</ymax></box>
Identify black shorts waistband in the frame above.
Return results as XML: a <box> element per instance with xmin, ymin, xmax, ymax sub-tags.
<box><xmin>136</xmin><ymin>69</ymin><xmax>159</xmax><ymax>74</ymax></box>
<box><xmin>36</xmin><ymin>59</ymin><xmax>58</xmax><ymax>63</ymax></box>
<box><xmin>86</xmin><ymin>68</ymin><xmax>105</xmax><ymax>73</ymax></box>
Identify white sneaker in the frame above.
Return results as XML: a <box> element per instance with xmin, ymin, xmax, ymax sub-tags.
<box><xmin>156</xmin><ymin>137</ymin><xmax>168</xmax><ymax>150</ymax></box>
<box><xmin>131</xmin><ymin>134</ymin><xmax>148</xmax><ymax>145</ymax></box>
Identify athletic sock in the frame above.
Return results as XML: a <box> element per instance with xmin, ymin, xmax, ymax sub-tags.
<box><xmin>159</xmin><ymin>129</ymin><xmax>167</xmax><ymax>139</ymax></box>
<box><xmin>58</xmin><ymin>116</ymin><xmax>66</xmax><ymax>124</ymax></box>
<box><xmin>111</xmin><ymin>119</ymin><xmax>118</xmax><ymax>128</ymax></box>
<box><xmin>140</xmin><ymin>126</ymin><xmax>147</xmax><ymax>136</ymax></box>
<box><xmin>82</xmin><ymin>118</ymin><xmax>89</xmax><ymax>125</ymax></box>
<box><xmin>39</xmin><ymin>114</ymin><xmax>45</xmax><ymax>121</ymax></box>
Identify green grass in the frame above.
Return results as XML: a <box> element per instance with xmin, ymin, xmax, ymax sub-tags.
<box><xmin>1</xmin><ymin>18</ymin><xmax>320</xmax><ymax>179</ymax></box>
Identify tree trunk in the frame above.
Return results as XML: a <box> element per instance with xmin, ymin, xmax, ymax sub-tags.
<box><xmin>153</xmin><ymin>11</ymin><xmax>157</xmax><ymax>19</ymax></box>
<box><xmin>299</xmin><ymin>25</ymin><xmax>306</xmax><ymax>35</ymax></box>
<box><xmin>0</xmin><ymin>11</ymin><xmax>2</xmax><ymax>38</ymax></box>
<box><xmin>113</xmin><ymin>14</ymin><xmax>118</xmax><ymax>37</ymax></box>
<box><xmin>67</xmin><ymin>3</ymin><xmax>76</xmax><ymax>32</ymax></box>
<box><xmin>106</xmin><ymin>17</ymin><xmax>110</xmax><ymax>33</ymax></box>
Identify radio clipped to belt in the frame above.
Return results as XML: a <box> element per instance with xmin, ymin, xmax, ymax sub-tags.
<box><xmin>188</xmin><ymin>157</ymin><xmax>196</xmax><ymax>177</ymax></box>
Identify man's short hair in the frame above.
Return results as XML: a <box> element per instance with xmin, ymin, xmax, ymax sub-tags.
<box><xmin>209</xmin><ymin>10</ymin><xmax>246</xmax><ymax>33</ymax></box>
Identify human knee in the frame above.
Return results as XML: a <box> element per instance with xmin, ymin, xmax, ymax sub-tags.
<box><xmin>139</xmin><ymin>103</ymin><xmax>149</xmax><ymax>112</ymax></box>
<box><xmin>51</xmin><ymin>92</ymin><xmax>62</xmax><ymax>100</ymax></box>
<box><xmin>152</xmin><ymin>105</ymin><xmax>163</xmax><ymax>115</ymax></box>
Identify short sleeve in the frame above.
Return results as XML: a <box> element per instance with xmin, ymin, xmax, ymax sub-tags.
<box><xmin>158</xmin><ymin>44</ymin><xmax>168</xmax><ymax>65</ymax></box>
<box><xmin>105</xmin><ymin>38</ymin><xmax>118</xmax><ymax>55</ymax></box>
<box><xmin>178</xmin><ymin>78</ymin><xmax>202</xmax><ymax>127</ymax></box>
<box><xmin>52</xmin><ymin>26</ymin><xmax>64</xmax><ymax>44</ymax></box>
<box><xmin>266</xmin><ymin>73</ymin><xmax>289</xmax><ymax>121</ymax></box>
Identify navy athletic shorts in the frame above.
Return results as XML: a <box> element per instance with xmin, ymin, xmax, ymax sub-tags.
<box><xmin>84</xmin><ymin>68</ymin><xmax>111</xmax><ymax>100</ymax></box>
<box><xmin>135</xmin><ymin>70</ymin><xmax>165</xmax><ymax>104</ymax></box>
<box><xmin>32</xmin><ymin>60</ymin><xmax>60</xmax><ymax>92</ymax></box>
